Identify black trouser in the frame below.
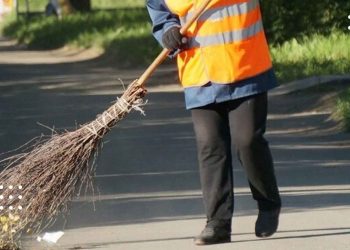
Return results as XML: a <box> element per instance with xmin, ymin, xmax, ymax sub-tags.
<box><xmin>191</xmin><ymin>92</ymin><xmax>281</xmax><ymax>229</ymax></box>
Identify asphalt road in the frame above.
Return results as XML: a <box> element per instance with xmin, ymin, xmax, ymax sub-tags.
<box><xmin>0</xmin><ymin>38</ymin><xmax>350</xmax><ymax>250</ymax></box>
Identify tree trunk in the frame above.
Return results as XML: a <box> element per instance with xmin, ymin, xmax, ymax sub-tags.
<box><xmin>25</xmin><ymin>0</ymin><xmax>29</xmax><ymax>17</ymax></box>
<box><xmin>15</xmin><ymin>0</ymin><xmax>19</xmax><ymax>19</ymax></box>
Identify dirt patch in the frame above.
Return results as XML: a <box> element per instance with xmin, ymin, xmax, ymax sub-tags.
<box><xmin>269</xmin><ymin>80</ymin><xmax>350</xmax><ymax>133</ymax></box>
<box><xmin>272</xmin><ymin>80</ymin><xmax>348</xmax><ymax>112</ymax></box>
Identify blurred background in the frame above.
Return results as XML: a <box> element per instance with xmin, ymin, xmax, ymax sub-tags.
<box><xmin>0</xmin><ymin>0</ymin><xmax>349</xmax><ymax>81</ymax></box>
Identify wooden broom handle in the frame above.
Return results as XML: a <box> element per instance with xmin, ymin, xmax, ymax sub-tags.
<box><xmin>137</xmin><ymin>0</ymin><xmax>212</xmax><ymax>86</ymax></box>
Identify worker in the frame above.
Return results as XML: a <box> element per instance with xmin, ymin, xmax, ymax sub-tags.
<box><xmin>146</xmin><ymin>0</ymin><xmax>282</xmax><ymax>245</ymax></box>
<box><xmin>45</xmin><ymin>0</ymin><xmax>61</xmax><ymax>18</ymax></box>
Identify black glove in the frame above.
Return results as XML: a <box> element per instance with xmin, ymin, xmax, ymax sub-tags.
<box><xmin>162</xmin><ymin>26</ymin><xmax>187</xmax><ymax>50</ymax></box>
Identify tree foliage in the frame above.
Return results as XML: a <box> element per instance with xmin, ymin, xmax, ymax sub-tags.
<box><xmin>260</xmin><ymin>0</ymin><xmax>350</xmax><ymax>44</ymax></box>
<box><xmin>69</xmin><ymin>0</ymin><xmax>91</xmax><ymax>12</ymax></box>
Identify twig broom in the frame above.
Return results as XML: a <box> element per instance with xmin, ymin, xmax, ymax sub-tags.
<box><xmin>0</xmin><ymin>0</ymin><xmax>212</xmax><ymax>245</ymax></box>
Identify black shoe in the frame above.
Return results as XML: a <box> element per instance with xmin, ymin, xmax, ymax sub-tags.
<box><xmin>255</xmin><ymin>208</ymin><xmax>280</xmax><ymax>238</ymax></box>
<box><xmin>194</xmin><ymin>226</ymin><xmax>231</xmax><ymax>245</ymax></box>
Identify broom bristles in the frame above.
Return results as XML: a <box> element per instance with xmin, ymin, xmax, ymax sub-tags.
<box><xmin>0</xmin><ymin>81</ymin><xmax>146</xmax><ymax>242</ymax></box>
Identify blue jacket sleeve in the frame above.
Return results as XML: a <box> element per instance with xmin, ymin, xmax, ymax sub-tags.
<box><xmin>146</xmin><ymin>0</ymin><xmax>181</xmax><ymax>54</ymax></box>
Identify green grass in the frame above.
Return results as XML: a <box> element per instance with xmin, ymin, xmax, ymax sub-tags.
<box><xmin>271</xmin><ymin>31</ymin><xmax>350</xmax><ymax>83</ymax></box>
<box><xmin>336</xmin><ymin>88</ymin><xmax>350</xmax><ymax>131</ymax></box>
<box><xmin>16</xmin><ymin>0</ymin><xmax>145</xmax><ymax>12</ymax></box>
<box><xmin>91</xmin><ymin>0</ymin><xmax>144</xmax><ymax>9</ymax></box>
<box><xmin>17</xmin><ymin>0</ymin><xmax>45</xmax><ymax>12</ymax></box>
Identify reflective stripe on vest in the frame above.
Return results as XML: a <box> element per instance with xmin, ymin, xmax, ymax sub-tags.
<box><xmin>164</xmin><ymin>0</ymin><xmax>273</xmax><ymax>88</ymax></box>
<box><xmin>187</xmin><ymin>20</ymin><xmax>263</xmax><ymax>48</ymax></box>
<box><xmin>180</xmin><ymin>0</ymin><xmax>259</xmax><ymax>26</ymax></box>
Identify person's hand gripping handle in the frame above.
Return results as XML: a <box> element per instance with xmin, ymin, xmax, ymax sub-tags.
<box><xmin>137</xmin><ymin>0</ymin><xmax>212</xmax><ymax>86</ymax></box>
<box><xmin>162</xmin><ymin>26</ymin><xmax>188</xmax><ymax>50</ymax></box>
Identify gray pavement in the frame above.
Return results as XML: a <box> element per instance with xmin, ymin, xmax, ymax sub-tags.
<box><xmin>0</xmin><ymin>37</ymin><xmax>350</xmax><ymax>250</ymax></box>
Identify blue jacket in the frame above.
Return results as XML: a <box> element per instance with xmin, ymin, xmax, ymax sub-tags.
<box><xmin>146</xmin><ymin>0</ymin><xmax>278</xmax><ymax>109</ymax></box>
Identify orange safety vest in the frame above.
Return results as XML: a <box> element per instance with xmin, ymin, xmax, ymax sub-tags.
<box><xmin>164</xmin><ymin>0</ymin><xmax>273</xmax><ymax>88</ymax></box>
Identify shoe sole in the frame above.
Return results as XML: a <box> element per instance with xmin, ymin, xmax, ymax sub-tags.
<box><xmin>194</xmin><ymin>237</ymin><xmax>231</xmax><ymax>246</ymax></box>
<box><xmin>255</xmin><ymin>231</ymin><xmax>276</xmax><ymax>238</ymax></box>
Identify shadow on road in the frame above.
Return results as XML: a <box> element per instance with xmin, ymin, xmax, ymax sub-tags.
<box><xmin>56</xmin><ymin>226</ymin><xmax>350</xmax><ymax>249</ymax></box>
<box><xmin>1</xmin><ymin>38</ymin><xmax>350</xmax><ymax>234</ymax></box>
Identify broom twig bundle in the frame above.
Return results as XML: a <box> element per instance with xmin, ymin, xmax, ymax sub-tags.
<box><xmin>0</xmin><ymin>81</ymin><xmax>146</xmax><ymax>241</ymax></box>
